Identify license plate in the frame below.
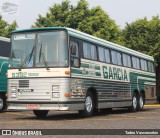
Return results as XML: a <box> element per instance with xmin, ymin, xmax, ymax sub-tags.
<box><xmin>27</xmin><ymin>104</ymin><xmax>38</xmax><ymax>109</ymax></box>
<box><xmin>18</xmin><ymin>89</ymin><xmax>34</xmax><ymax>92</ymax></box>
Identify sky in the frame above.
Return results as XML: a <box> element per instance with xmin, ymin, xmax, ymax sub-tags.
<box><xmin>0</xmin><ymin>0</ymin><xmax>160</xmax><ymax>29</ymax></box>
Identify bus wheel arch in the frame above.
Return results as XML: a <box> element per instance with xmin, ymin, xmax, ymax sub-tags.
<box><xmin>87</xmin><ymin>87</ymin><xmax>98</xmax><ymax>110</ymax></box>
<box><xmin>79</xmin><ymin>87</ymin><xmax>98</xmax><ymax>117</ymax></box>
<box><xmin>140</xmin><ymin>90</ymin><xmax>145</xmax><ymax>102</ymax></box>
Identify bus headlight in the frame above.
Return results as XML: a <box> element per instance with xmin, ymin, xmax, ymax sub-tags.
<box><xmin>11</xmin><ymin>92</ymin><xmax>17</xmax><ymax>98</ymax></box>
<box><xmin>52</xmin><ymin>85</ymin><xmax>59</xmax><ymax>91</ymax></box>
<box><xmin>11</xmin><ymin>86</ymin><xmax>17</xmax><ymax>91</ymax></box>
<box><xmin>52</xmin><ymin>85</ymin><xmax>59</xmax><ymax>98</ymax></box>
<box><xmin>52</xmin><ymin>92</ymin><xmax>60</xmax><ymax>98</ymax></box>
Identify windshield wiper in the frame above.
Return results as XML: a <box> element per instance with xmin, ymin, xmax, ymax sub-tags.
<box><xmin>39</xmin><ymin>44</ymin><xmax>50</xmax><ymax>70</ymax></box>
<box><xmin>19</xmin><ymin>46</ymin><xmax>35</xmax><ymax>71</ymax></box>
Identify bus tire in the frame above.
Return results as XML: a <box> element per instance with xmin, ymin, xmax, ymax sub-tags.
<box><xmin>0</xmin><ymin>95</ymin><xmax>6</xmax><ymax>113</ymax></box>
<box><xmin>128</xmin><ymin>93</ymin><xmax>138</xmax><ymax>112</ymax></box>
<box><xmin>79</xmin><ymin>92</ymin><xmax>95</xmax><ymax>117</ymax></box>
<box><xmin>33</xmin><ymin>110</ymin><xmax>49</xmax><ymax>119</ymax></box>
<box><xmin>137</xmin><ymin>94</ymin><xmax>144</xmax><ymax>111</ymax></box>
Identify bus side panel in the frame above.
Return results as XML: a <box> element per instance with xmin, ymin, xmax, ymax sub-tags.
<box><xmin>71</xmin><ymin>59</ymin><xmax>133</xmax><ymax>109</ymax></box>
<box><xmin>0</xmin><ymin>57</ymin><xmax>9</xmax><ymax>93</ymax></box>
<box><xmin>130</xmin><ymin>71</ymin><xmax>156</xmax><ymax>103</ymax></box>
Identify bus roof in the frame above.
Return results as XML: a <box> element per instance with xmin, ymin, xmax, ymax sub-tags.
<box><xmin>12</xmin><ymin>27</ymin><xmax>154</xmax><ymax>61</ymax></box>
<box><xmin>0</xmin><ymin>36</ymin><xmax>10</xmax><ymax>42</ymax></box>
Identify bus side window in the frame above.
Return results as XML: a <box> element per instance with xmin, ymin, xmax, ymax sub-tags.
<box><xmin>132</xmin><ymin>56</ymin><xmax>140</xmax><ymax>69</ymax></box>
<box><xmin>117</xmin><ymin>52</ymin><xmax>122</xmax><ymax>65</ymax></box>
<box><xmin>90</xmin><ymin>44</ymin><xmax>97</xmax><ymax>60</ymax></box>
<box><xmin>111</xmin><ymin>50</ymin><xmax>117</xmax><ymax>65</ymax></box>
<box><xmin>0</xmin><ymin>40</ymin><xmax>10</xmax><ymax>58</ymax></box>
<box><xmin>83</xmin><ymin>42</ymin><xmax>97</xmax><ymax>61</ymax></box>
<box><xmin>123</xmin><ymin>54</ymin><xmax>131</xmax><ymax>68</ymax></box>
<box><xmin>148</xmin><ymin>61</ymin><xmax>154</xmax><ymax>72</ymax></box>
<box><xmin>111</xmin><ymin>50</ymin><xmax>122</xmax><ymax>65</ymax></box>
<box><xmin>70</xmin><ymin>41</ymin><xmax>80</xmax><ymax>68</ymax></box>
<box><xmin>98</xmin><ymin>47</ymin><xmax>110</xmax><ymax>63</ymax></box>
<box><xmin>98</xmin><ymin>47</ymin><xmax>105</xmax><ymax>62</ymax></box>
<box><xmin>83</xmin><ymin>42</ymin><xmax>91</xmax><ymax>59</ymax></box>
<box><xmin>127</xmin><ymin>55</ymin><xmax>131</xmax><ymax>67</ymax></box>
<box><xmin>140</xmin><ymin>59</ymin><xmax>148</xmax><ymax>71</ymax></box>
<box><xmin>104</xmin><ymin>49</ymin><xmax>110</xmax><ymax>63</ymax></box>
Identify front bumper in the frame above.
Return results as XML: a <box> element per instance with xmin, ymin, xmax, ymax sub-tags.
<box><xmin>7</xmin><ymin>100</ymin><xmax>84</xmax><ymax>111</ymax></box>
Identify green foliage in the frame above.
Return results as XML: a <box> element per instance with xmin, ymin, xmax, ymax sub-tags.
<box><xmin>122</xmin><ymin>16</ymin><xmax>160</xmax><ymax>99</ymax></box>
<box><xmin>122</xmin><ymin>16</ymin><xmax>160</xmax><ymax>63</ymax></box>
<box><xmin>0</xmin><ymin>15</ymin><xmax>17</xmax><ymax>38</ymax></box>
<box><xmin>33</xmin><ymin>0</ymin><xmax>123</xmax><ymax>44</ymax></box>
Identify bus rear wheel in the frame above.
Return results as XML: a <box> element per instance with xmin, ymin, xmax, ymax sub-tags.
<box><xmin>79</xmin><ymin>92</ymin><xmax>95</xmax><ymax>117</ymax></box>
<box><xmin>128</xmin><ymin>93</ymin><xmax>138</xmax><ymax>112</ymax></box>
<box><xmin>137</xmin><ymin>94</ymin><xmax>144</xmax><ymax>111</ymax></box>
<box><xmin>33</xmin><ymin>110</ymin><xmax>49</xmax><ymax>119</ymax></box>
<box><xmin>0</xmin><ymin>95</ymin><xmax>6</xmax><ymax>112</ymax></box>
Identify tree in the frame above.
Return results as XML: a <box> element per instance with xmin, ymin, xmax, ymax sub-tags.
<box><xmin>0</xmin><ymin>15</ymin><xmax>17</xmax><ymax>38</ymax></box>
<box><xmin>33</xmin><ymin>0</ymin><xmax>123</xmax><ymax>44</ymax></box>
<box><xmin>122</xmin><ymin>16</ymin><xmax>160</xmax><ymax>102</ymax></box>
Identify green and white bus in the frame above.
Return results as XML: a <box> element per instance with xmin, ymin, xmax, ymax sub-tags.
<box><xmin>7</xmin><ymin>27</ymin><xmax>156</xmax><ymax>118</ymax></box>
<box><xmin>0</xmin><ymin>36</ymin><xmax>10</xmax><ymax>112</ymax></box>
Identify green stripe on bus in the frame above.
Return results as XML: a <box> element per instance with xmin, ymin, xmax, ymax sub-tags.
<box><xmin>95</xmin><ymin>72</ymin><xmax>101</xmax><ymax>76</ymax></box>
<box><xmin>95</xmin><ymin>66</ymin><xmax>100</xmax><ymax>70</ymax></box>
<box><xmin>71</xmin><ymin>69</ymin><xmax>83</xmax><ymax>74</ymax></box>
<box><xmin>81</xmin><ymin>63</ymin><xmax>89</xmax><ymax>68</ymax></box>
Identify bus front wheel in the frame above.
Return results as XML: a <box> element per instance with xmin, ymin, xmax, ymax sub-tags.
<box><xmin>137</xmin><ymin>94</ymin><xmax>144</xmax><ymax>111</ymax></box>
<box><xmin>33</xmin><ymin>110</ymin><xmax>49</xmax><ymax>119</ymax></box>
<box><xmin>79</xmin><ymin>92</ymin><xmax>95</xmax><ymax>117</ymax></box>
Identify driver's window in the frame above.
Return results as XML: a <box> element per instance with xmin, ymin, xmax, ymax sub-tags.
<box><xmin>71</xmin><ymin>41</ymin><xmax>79</xmax><ymax>57</ymax></box>
<box><xmin>70</xmin><ymin>41</ymin><xmax>80</xmax><ymax>67</ymax></box>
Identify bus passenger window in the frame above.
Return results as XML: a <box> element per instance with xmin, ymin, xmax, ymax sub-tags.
<box><xmin>117</xmin><ymin>52</ymin><xmax>122</xmax><ymax>65</ymax></box>
<box><xmin>132</xmin><ymin>56</ymin><xmax>140</xmax><ymax>69</ymax></box>
<box><xmin>104</xmin><ymin>49</ymin><xmax>110</xmax><ymax>63</ymax></box>
<box><xmin>123</xmin><ymin>54</ymin><xmax>127</xmax><ymax>67</ymax></box>
<box><xmin>111</xmin><ymin>50</ymin><xmax>117</xmax><ymax>64</ymax></box>
<box><xmin>98</xmin><ymin>47</ymin><xmax>105</xmax><ymax>62</ymax></box>
<box><xmin>123</xmin><ymin>54</ymin><xmax>131</xmax><ymax>67</ymax></box>
<box><xmin>127</xmin><ymin>55</ymin><xmax>131</xmax><ymax>67</ymax></box>
<box><xmin>83</xmin><ymin>42</ymin><xmax>97</xmax><ymax>60</ymax></box>
<box><xmin>83</xmin><ymin>42</ymin><xmax>91</xmax><ymax>59</ymax></box>
<box><xmin>148</xmin><ymin>61</ymin><xmax>154</xmax><ymax>72</ymax></box>
<box><xmin>91</xmin><ymin>45</ymin><xmax>97</xmax><ymax>60</ymax></box>
<box><xmin>140</xmin><ymin>59</ymin><xmax>147</xmax><ymax>71</ymax></box>
<box><xmin>70</xmin><ymin>41</ymin><xmax>80</xmax><ymax>67</ymax></box>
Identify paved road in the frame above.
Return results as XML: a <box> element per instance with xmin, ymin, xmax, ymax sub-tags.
<box><xmin>0</xmin><ymin>105</ymin><xmax>160</xmax><ymax>137</ymax></box>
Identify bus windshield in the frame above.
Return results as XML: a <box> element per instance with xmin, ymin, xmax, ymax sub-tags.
<box><xmin>10</xmin><ymin>31</ymin><xmax>68</xmax><ymax>68</ymax></box>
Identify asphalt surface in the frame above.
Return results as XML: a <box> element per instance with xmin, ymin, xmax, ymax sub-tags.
<box><xmin>0</xmin><ymin>105</ymin><xmax>160</xmax><ymax>138</ymax></box>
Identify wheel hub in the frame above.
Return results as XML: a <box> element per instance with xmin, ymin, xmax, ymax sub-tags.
<box><xmin>139</xmin><ymin>96</ymin><xmax>143</xmax><ymax>108</ymax></box>
<box><xmin>85</xmin><ymin>96</ymin><xmax>92</xmax><ymax>112</ymax></box>
<box><xmin>133</xmin><ymin>96</ymin><xmax>137</xmax><ymax>109</ymax></box>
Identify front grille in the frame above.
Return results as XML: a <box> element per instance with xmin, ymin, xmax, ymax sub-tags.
<box><xmin>19</xmin><ymin>80</ymin><xmax>29</xmax><ymax>88</ymax></box>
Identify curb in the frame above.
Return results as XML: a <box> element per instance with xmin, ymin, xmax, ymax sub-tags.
<box><xmin>144</xmin><ymin>104</ymin><xmax>160</xmax><ymax>107</ymax></box>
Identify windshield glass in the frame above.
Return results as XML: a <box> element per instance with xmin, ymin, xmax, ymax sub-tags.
<box><xmin>10</xmin><ymin>33</ymin><xmax>35</xmax><ymax>68</ymax></box>
<box><xmin>36</xmin><ymin>31</ymin><xmax>68</xmax><ymax>67</ymax></box>
<box><xmin>10</xmin><ymin>30</ymin><xmax>68</xmax><ymax>68</ymax></box>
